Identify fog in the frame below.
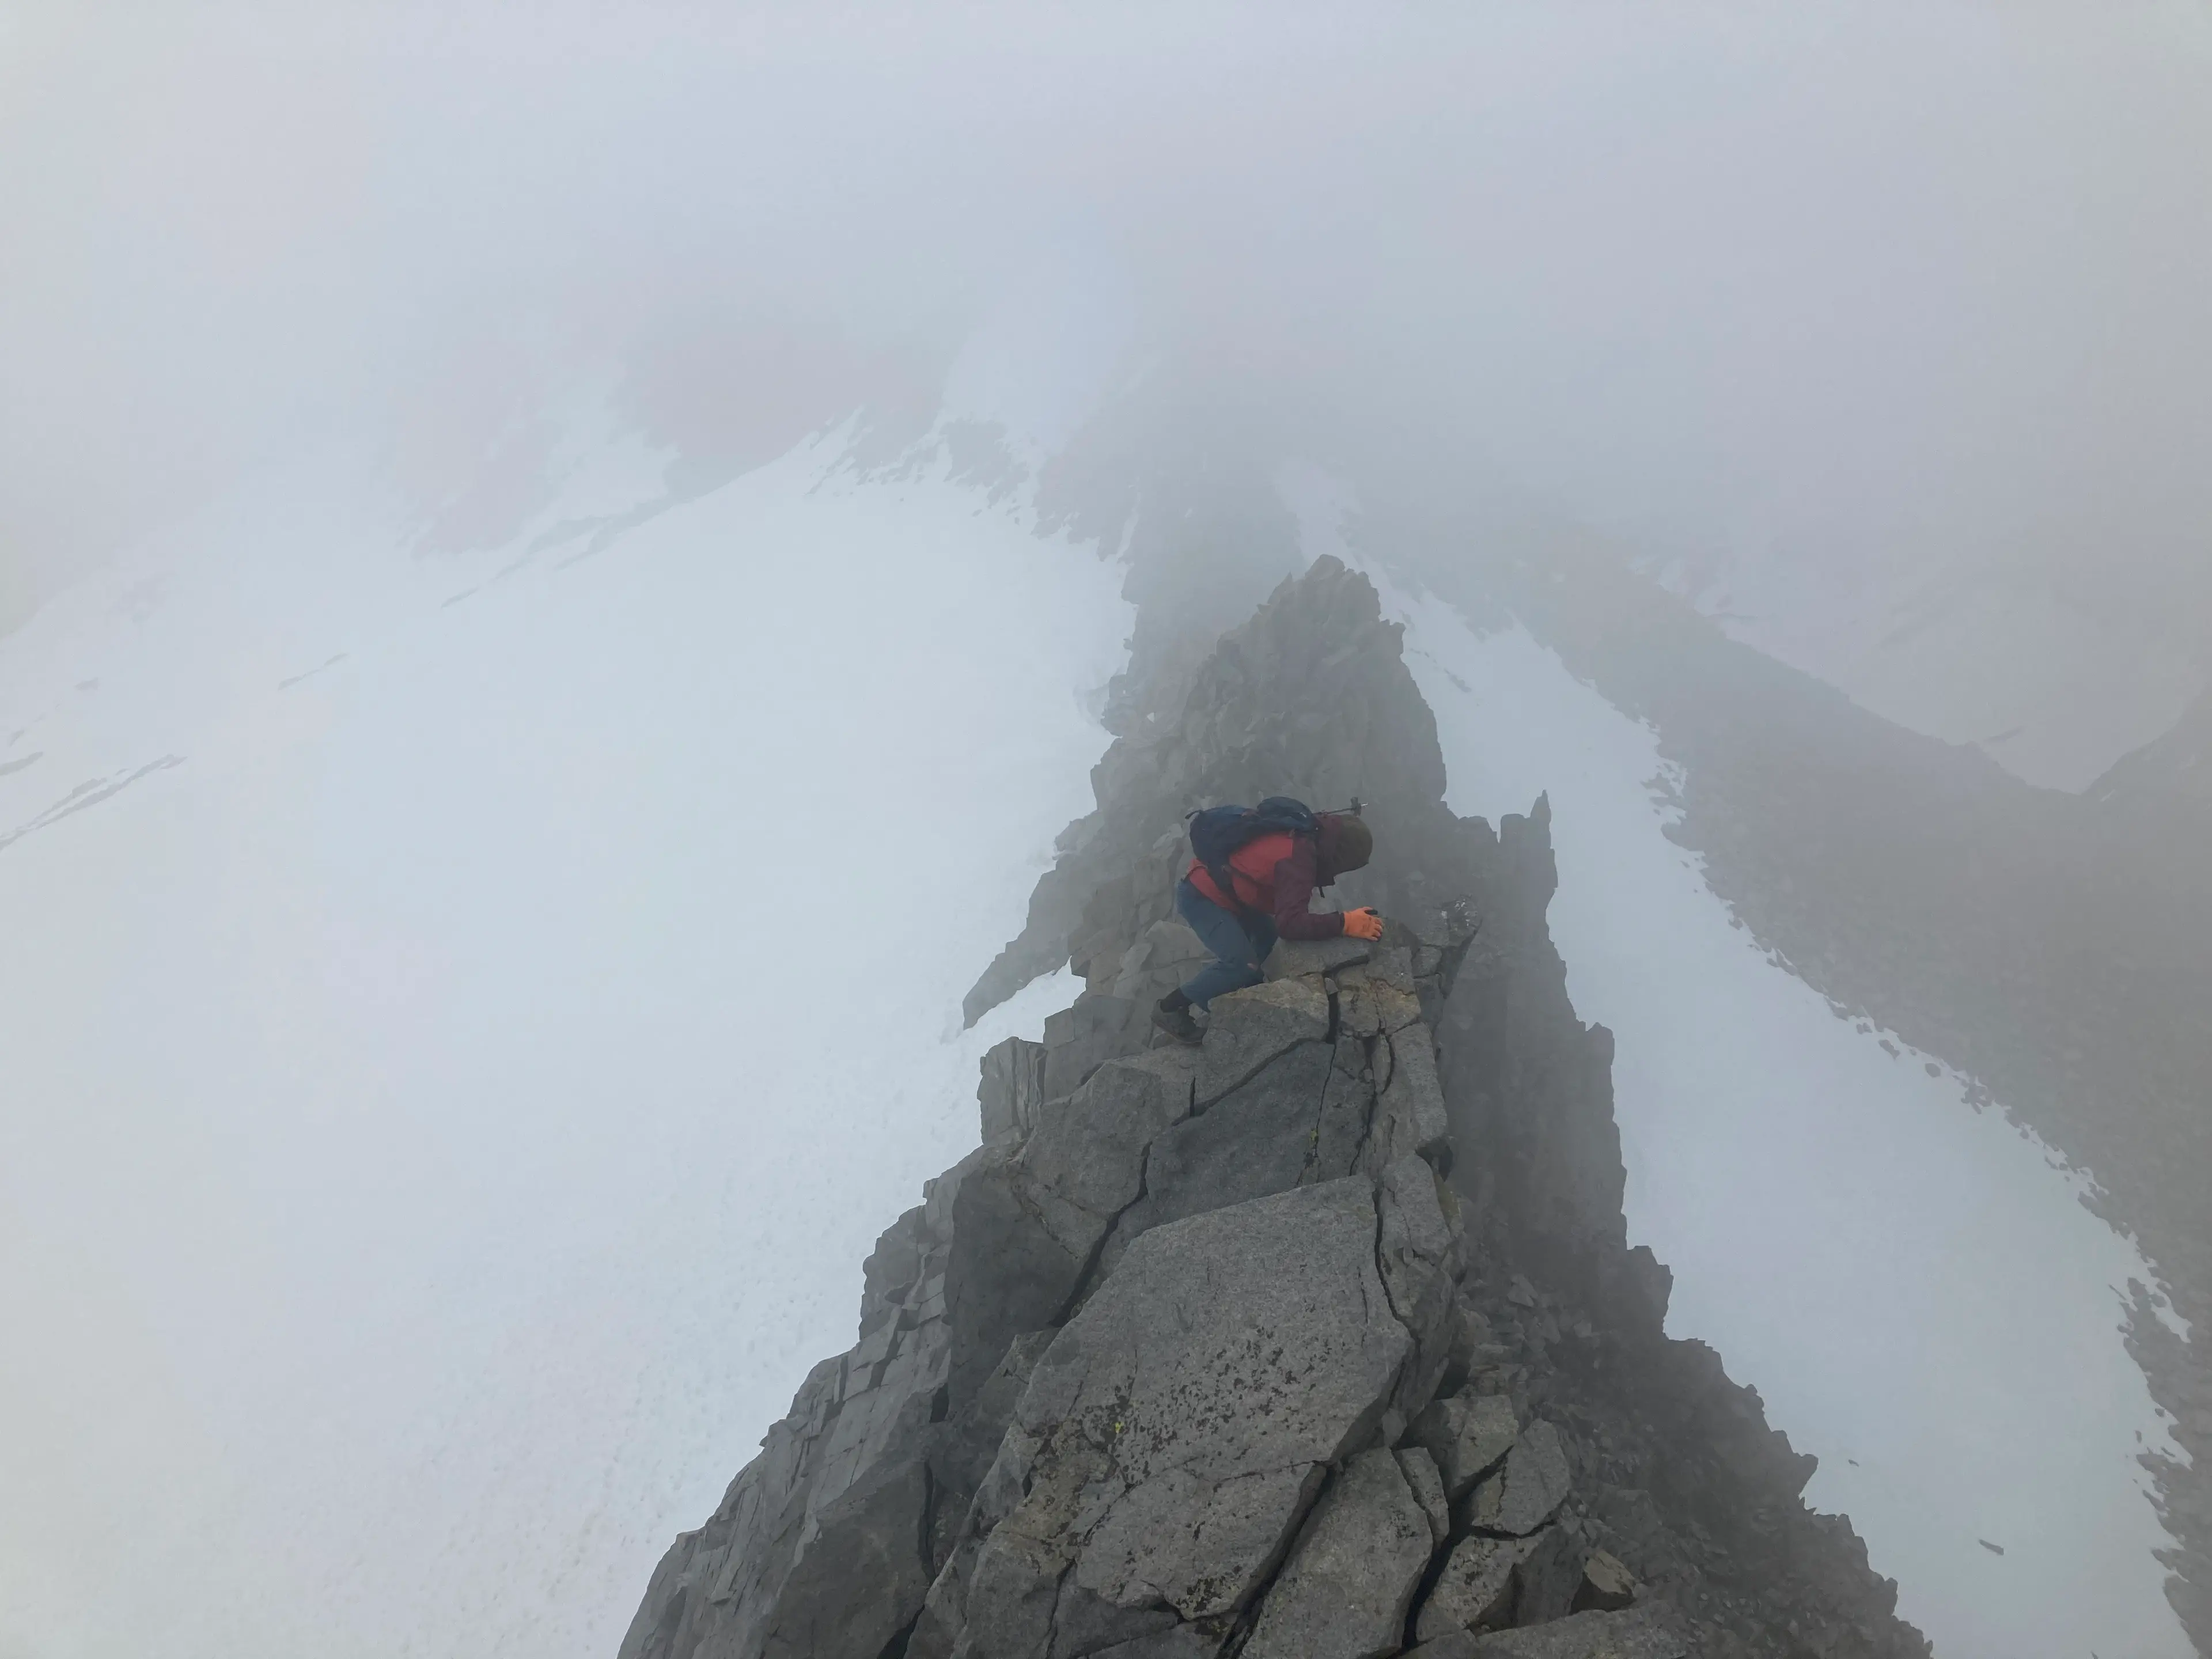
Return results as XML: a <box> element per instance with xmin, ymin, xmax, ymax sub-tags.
<box><xmin>0</xmin><ymin>422</ymin><xmax>1132</xmax><ymax>1656</ymax></box>
<box><xmin>1365</xmin><ymin>559</ymin><xmax>2188</xmax><ymax>1659</ymax></box>
<box><xmin>6</xmin><ymin>5</ymin><xmax>2212</xmax><ymax>1656</ymax></box>
<box><xmin>10</xmin><ymin>4</ymin><xmax>2212</xmax><ymax>778</ymax></box>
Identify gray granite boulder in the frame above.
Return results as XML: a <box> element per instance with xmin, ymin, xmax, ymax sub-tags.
<box><xmin>1363</xmin><ymin>1021</ymin><xmax>1451</xmax><ymax>1173</ymax></box>
<box><xmin>980</xmin><ymin>1037</ymin><xmax>1050</xmax><ymax>1147</ymax></box>
<box><xmin>756</xmin><ymin>1452</ymin><xmax>935</xmax><ymax>1659</ymax></box>
<box><xmin>1082</xmin><ymin>1628</ymin><xmax>1218</xmax><ymax>1659</ymax></box>
<box><xmin>1377</xmin><ymin>1154</ymin><xmax>1459</xmax><ymax>1324</ymax></box>
<box><xmin>1045</xmin><ymin>1577</ymin><xmax>1181</xmax><ymax>1659</ymax></box>
<box><xmin>1466</xmin><ymin>1422</ymin><xmax>1573</xmax><ymax>1538</ymax></box>
<box><xmin>1510</xmin><ymin>1526</ymin><xmax>1586</xmax><ymax>1626</ymax></box>
<box><xmin>1467</xmin><ymin>1607</ymin><xmax>1689</xmax><ymax>1659</ymax></box>
<box><xmin>1573</xmin><ymin>1550</ymin><xmax>1637</xmax><ymax>1614</ymax></box>
<box><xmin>1396</xmin><ymin>1446</ymin><xmax>1450</xmax><ymax>1543</ymax></box>
<box><xmin>1415</xmin><ymin>1533</ymin><xmax>1541</xmax><ymax>1641</ymax></box>
<box><xmin>1376</xmin><ymin>1153</ymin><xmax>1462</xmax><ymax>1417</ymax></box>
<box><xmin>1194</xmin><ymin>978</ymin><xmax>1329</xmax><ymax>1105</ymax></box>
<box><xmin>963</xmin><ymin>1179</ymin><xmax>1411</xmax><ymax>1642</ymax></box>
<box><xmin>1339</xmin><ymin>975</ymin><xmax>1424</xmax><ymax>1040</ymax></box>
<box><xmin>931</xmin><ymin>1332</ymin><xmax>1059</xmax><ymax>1536</ymax></box>
<box><xmin>949</xmin><ymin>1050</ymin><xmax>1200</xmax><ymax>1408</ymax></box>
<box><xmin>944</xmin><ymin>1150</ymin><xmax>1094</xmax><ymax>1409</ymax></box>
<box><xmin>1243</xmin><ymin>1448</ymin><xmax>1438</xmax><ymax>1659</ymax></box>
<box><xmin>1042</xmin><ymin>995</ymin><xmax>1139</xmax><ymax>1100</ymax></box>
<box><xmin>1111</xmin><ymin>1043</ymin><xmax>1337</xmax><ymax>1246</ymax></box>
<box><xmin>1410</xmin><ymin>1392</ymin><xmax>1520</xmax><ymax>1500</ymax></box>
<box><xmin>1021</xmin><ymin>1050</ymin><xmax>1197</xmax><ymax>1243</ymax></box>
<box><xmin>1263</xmin><ymin>934</ymin><xmax>1372</xmax><ymax>980</ymax></box>
<box><xmin>1312</xmin><ymin>1033</ymin><xmax>1375</xmax><ymax>1180</ymax></box>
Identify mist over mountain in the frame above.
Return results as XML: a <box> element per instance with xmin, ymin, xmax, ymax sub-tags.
<box><xmin>5</xmin><ymin>7</ymin><xmax>2211</xmax><ymax>1657</ymax></box>
<box><xmin>11</xmin><ymin>3</ymin><xmax>2212</xmax><ymax>770</ymax></box>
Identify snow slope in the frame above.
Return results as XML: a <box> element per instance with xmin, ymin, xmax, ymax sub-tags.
<box><xmin>0</xmin><ymin>426</ymin><xmax>1130</xmax><ymax>1659</ymax></box>
<box><xmin>1366</xmin><ymin>574</ymin><xmax>2190</xmax><ymax>1658</ymax></box>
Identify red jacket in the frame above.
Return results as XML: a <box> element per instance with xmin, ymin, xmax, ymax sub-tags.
<box><xmin>1186</xmin><ymin>831</ymin><xmax>1346</xmax><ymax>940</ymax></box>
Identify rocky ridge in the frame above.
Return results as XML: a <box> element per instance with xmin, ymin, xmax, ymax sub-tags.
<box><xmin>617</xmin><ymin>559</ymin><xmax>1925</xmax><ymax>1659</ymax></box>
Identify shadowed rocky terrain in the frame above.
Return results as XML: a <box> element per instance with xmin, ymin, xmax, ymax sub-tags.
<box><xmin>616</xmin><ymin>560</ymin><xmax>1925</xmax><ymax>1659</ymax></box>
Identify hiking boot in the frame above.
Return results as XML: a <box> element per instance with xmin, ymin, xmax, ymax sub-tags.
<box><xmin>1151</xmin><ymin>1003</ymin><xmax>1203</xmax><ymax>1045</ymax></box>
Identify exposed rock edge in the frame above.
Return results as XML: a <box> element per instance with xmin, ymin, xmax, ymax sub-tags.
<box><xmin>616</xmin><ymin>559</ymin><xmax>1928</xmax><ymax>1659</ymax></box>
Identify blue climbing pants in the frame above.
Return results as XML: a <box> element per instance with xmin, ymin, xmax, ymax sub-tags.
<box><xmin>1175</xmin><ymin>877</ymin><xmax>1277</xmax><ymax>1009</ymax></box>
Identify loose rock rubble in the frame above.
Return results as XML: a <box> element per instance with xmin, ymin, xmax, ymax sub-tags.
<box><xmin>616</xmin><ymin>560</ymin><xmax>1929</xmax><ymax>1659</ymax></box>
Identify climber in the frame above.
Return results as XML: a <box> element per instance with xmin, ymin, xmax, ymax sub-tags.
<box><xmin>1152</xmin><ymin>797</ymin><xmax>1382</xmax><ymax>1043</ymax></box>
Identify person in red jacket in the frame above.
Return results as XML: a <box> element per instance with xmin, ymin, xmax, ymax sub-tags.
<box><xmin>1153</xmin><ymin>811</ymin><xmax>1381</xmax><ymax>1042</ymax></box>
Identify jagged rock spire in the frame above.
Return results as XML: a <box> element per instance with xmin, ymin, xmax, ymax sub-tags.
<box><xmin>616</xmin><ymin>560</ymin><xmax>1927</xmax><ymax>1659</ymax></box>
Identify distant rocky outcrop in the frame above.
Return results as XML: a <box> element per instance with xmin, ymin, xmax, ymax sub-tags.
<box><xmin>616</xmin><ymin>560</ymin><xmax>1926</xmax><ymax>1659</ymax></box>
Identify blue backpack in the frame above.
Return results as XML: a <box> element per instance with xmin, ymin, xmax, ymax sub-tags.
<box><xmin>1187</xmin><ymin>797</ymin><xmax>1323</xmax><ymax>916</ymax></box>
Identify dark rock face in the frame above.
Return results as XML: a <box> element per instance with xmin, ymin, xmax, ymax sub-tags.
<box><xmin>616</xmin><ymin>560</ymin><xmax>1926</xmax><ymax>1659</ymax></box>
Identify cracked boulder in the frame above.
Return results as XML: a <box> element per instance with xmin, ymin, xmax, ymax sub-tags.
<box><xmin>755</xmin><ymin>1452</ymin><xmax>935</xmax><ymax>1659</ymax></box>
<box><xmin>1465</xmin><ymin>1422</ymin><xmax>1574</xmax><ymax>1538</ymax></box>
<box><xmin>980</xmin><ymin>1036</ymin><xmax>1050</xmax><ymax>1147</ymax></box>
<box><xmin>1410</xmin><ymin>1391</ymin><xmax>1520</xmax><ymax>1499</ymax></box>
<box><xmin>1311</xmin><ymin>1034</ymin><xmax>1376</xmax><ymax>1182</ymax></box>
<box><xmin>946</xmin><ymin>1051</ymin><xmax>1198</xmax><ymax>1408</ymax></box>
<box><xmin>1572</xmin><ymin>1550</ymin><xmax>1637</xmax><ymax>1615</ymax></box>
<box><xmin>1510</xmin><ymin>1527</ymin><xmax>1585</xmax><ymax>1626</ymax></box>
<box><xmin>1375</xmin><ymin>1154</ymin><xmax>1462</xmax><ymax>1416</ymax></box>
<box><xmin>1263</xmin><ymin>935</ymin><xmax>1373</xmax><ymax>980</ymax></box>
<box><xmin>1109</xmin><ymin>1043</ymin><xmax>1339</xmax><ymax>1250</ymax></box>
<box><xmin>944</xmin><ymin>1149</ymin><xmax>1096</xmax><ymax>1409</ymax></box>
<box><xmin>1396</xmin><ymin>1446</ymin><xmax>1450</xmax><ymax>1543</ymax></box>
<box><xmin>1194</xmin><ymin>978</ymin><xmax>1330</xmax><ymax>1105</ymax></box>
<box><xmin>1415</xmin><ymin>1533</ymin><xmax>1541</xmax><ymax>1641</ymax></box>
<box><xmin>1336</xmin><ymin>950</ymin><xmax>1425</xmax><ymax>1041</ymax></box>
<box><xmin>1021</xmin><ymin>1049</ymin><xmax>1198</xmax><ymax>1249</ymax></box>
<box><xmin>959</xmin><ymin>1179</ymin><xmax>1411</xmax><ymax>1651</ymax></box>
<box><xmin>1043</xmin><ymin>995</ymin><xmax>1141</xmax><ymax>1100</ymax></box>
<box><xmin>1363</xmin><ymin>1021</ymin><xmax>1451</xmax><ymax>1173</ymax></box>
<box><xmin>1081</xmin><ymin>1630</ymin><xmax>1218</xmax><ymax>1659</ymax></box>
<box><xmin>1040</xmin><ymin>1577</ymin><xmax>1187</xmax><ymax>1659</ymax></box>
<box><xmin>1243</xmin><ymin>1448</ymin><xmax>1438</xmax><ymax>1659</ymax></box>
<box><xmin>1467</xmin><ymin>1607</ymin><xmax>1690</xmax><ymax>1659</ymax></box>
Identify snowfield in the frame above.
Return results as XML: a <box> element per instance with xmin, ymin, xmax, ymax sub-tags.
<box><xmin>0</xmin><ymin>426</ymin><xmax>1129</xmax><ymax>1659</ymax></box>
<box><xmin>1353</xmin><ymin>561</ymin><xmax>2191</xmax><ymax>1659</ymax></box>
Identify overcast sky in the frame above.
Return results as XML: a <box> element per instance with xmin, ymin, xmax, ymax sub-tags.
<box><xmin>7</xmin><ymin>2</ymin><xmax>2211</xmax><ymax>763</ymax></box>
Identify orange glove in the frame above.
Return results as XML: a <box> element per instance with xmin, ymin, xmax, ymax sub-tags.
<box><xmin>1342</xmin><ymin>907</ymin><xmax>1385</xmax><ymax>942</ymax></box>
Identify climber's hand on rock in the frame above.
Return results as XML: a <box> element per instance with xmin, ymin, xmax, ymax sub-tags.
<box><xmin>1342</xmin><ymin>907</ymin><xmax>1385</xmax><ymax>942</ymax></box>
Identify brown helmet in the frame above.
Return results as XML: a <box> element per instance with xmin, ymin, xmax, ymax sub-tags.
<box><xmin>1319</xmin><ymin>812</ymin><xmax>1373</xmax><ymax>880</ymax></box>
